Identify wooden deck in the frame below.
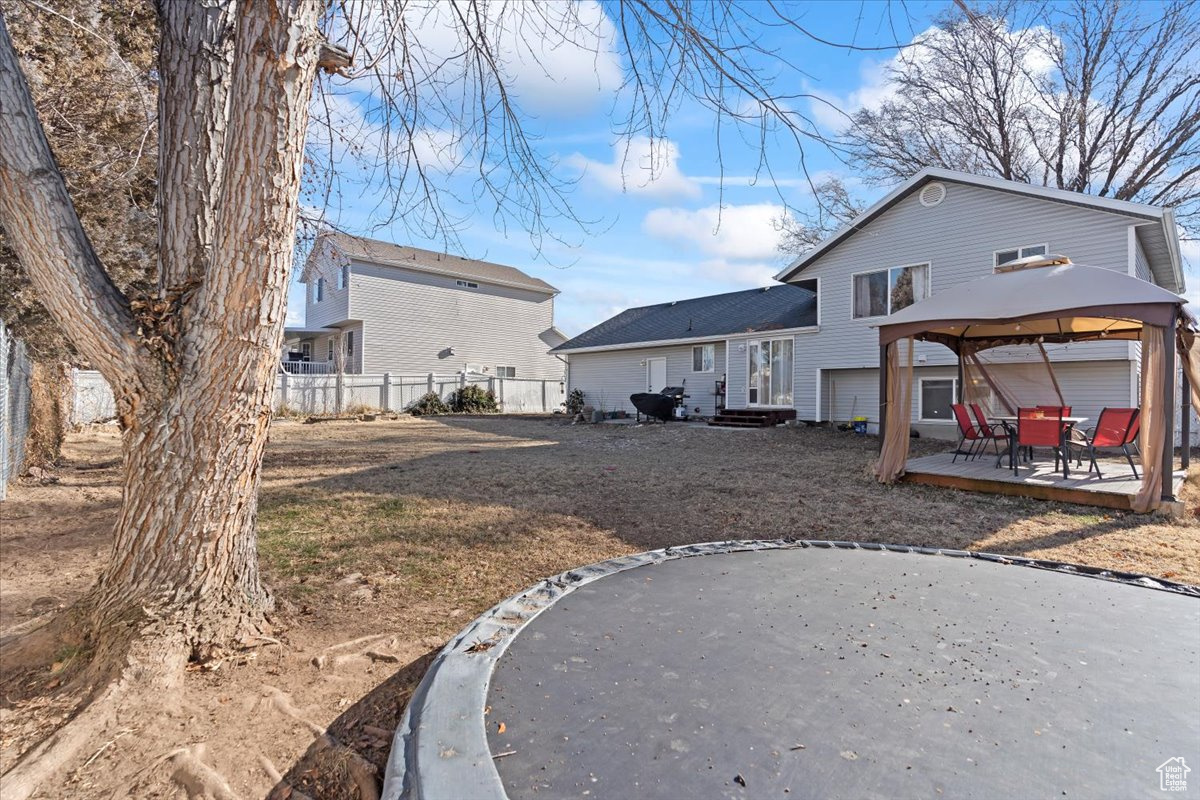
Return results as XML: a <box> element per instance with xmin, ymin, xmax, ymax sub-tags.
<box><xmin>903</xmin><ymin>451</ymin><xmax>1186</xmax><ymax>510</ymax></box>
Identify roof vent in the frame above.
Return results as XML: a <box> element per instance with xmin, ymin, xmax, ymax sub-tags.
<box><xmin>918</xmin><ymin>182</ymin><xmax>947</xmax><ymax>207</ymax></box>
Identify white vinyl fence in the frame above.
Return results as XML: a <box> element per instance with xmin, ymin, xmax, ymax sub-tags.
<box><xmin>68</xmin><ymin>369</ymin><xmax>565</xmax><ymax>420</ymax></box>
<box><xmin>72</xmin><ymin>368</ymin><xmax>117</xmax><ymax>425</ymax></box>
<box><xmin>1</xmin><ymin>321</ymin><xmax>33</xmax><ymax>500</ymax></box>
<box><xmin>277</xmin><ymin>371</ymin><xmax>565</xmax><ymax>415</ymax></box>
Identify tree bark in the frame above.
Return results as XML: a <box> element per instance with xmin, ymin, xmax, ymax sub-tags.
<box><xmin>0</xmin><ymin>0</ymin><xmax>324</xmax><ymax>654</ymax></box>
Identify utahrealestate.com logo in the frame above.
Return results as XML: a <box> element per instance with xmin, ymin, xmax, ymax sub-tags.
<box><xmin>1158</xmin><ymin>757</ymin><xmax>1190</xmax><ymax>792</ymax></box>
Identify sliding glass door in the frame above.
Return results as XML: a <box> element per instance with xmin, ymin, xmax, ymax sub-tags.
<box><xmin>747</xmin><ymin>338</ymin><xmax>793</xmax><ymax>406</ymax></box>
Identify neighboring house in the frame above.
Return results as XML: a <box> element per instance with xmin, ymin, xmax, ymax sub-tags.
<box><xmin>551</xmin><ymin>285</ymin><xmax>817</xmax><ymax>417</ymax></box>
<box><xmin>284</xmin><ymin>232</ymin><xmax>567</xmax><ymax>379</ymax></box>
<box><xmin>558</xmin><ymin>168</ymin><xmax>1185</xmax><ymax>436</ymax></box>
<box><xmin>771</xmin><ymin>167</ymin><xmax>1185</xmax><ymax>437</ymax></box>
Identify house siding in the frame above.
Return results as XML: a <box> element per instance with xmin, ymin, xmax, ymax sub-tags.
<box><xmin>779</xmin><ymin>181</ymin><xmax>1156</xmax><ymax>422</ymax></box>
<box><xmin>819</xmin><ymin>360</ymin><xmax>1135</xmax><ymax>440</ymax></box>
<box><xmin>348</xmin><ymin>262</ymin><xmax>564</xmax><ymax>379</ymax></box>
<box><xmin>566</xmin><ymin>341</ymin><xmax>727</xmax><ymax>416</ymax></box>
<box><xmin>305</xmin><ymin>238</ymin><xmax>351</xmax><ymax>328</ymax></box>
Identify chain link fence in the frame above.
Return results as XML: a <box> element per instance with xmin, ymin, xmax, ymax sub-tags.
<box><xmin>1</xmin><ymin>322</ymin><xmax>33</xmax><ymax>500</ymax></box>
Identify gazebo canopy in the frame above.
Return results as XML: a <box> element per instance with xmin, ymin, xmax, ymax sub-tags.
<box><xmin>877</xmin><ymin>256</ymin><xmax>1187</xmax><ymax>351</ymax></box>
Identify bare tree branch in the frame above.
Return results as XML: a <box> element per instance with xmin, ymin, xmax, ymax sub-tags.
<box><xmin>844</xmin><ymin>0</ymin><xmax>1200</xmax><ymax>227</ymax></box>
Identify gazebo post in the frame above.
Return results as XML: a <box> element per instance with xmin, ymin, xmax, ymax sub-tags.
<box><xmin>956</xmin><ymin>348</ymin><xmax>964</xmax><ymax>403</ymax></box>
<box><xmin>1161</xmin><ymin>310</ymin><xmax>1177</xmax><ymax>502</ymax></box>
<box><xmin>878</xmin><ymin>343</ymin><xmax>888</xmax><ymax>453</ymax></box>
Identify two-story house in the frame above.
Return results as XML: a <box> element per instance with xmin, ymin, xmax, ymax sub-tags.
<box><xmin>284</xmin><ymin>232</ymin><xmax>567</xmax><ymax>379</ymax></box>
<box><xmin>555</xmin><ymin>168</ymin><xmax>1186</xmax><ymax>436</ymax></box>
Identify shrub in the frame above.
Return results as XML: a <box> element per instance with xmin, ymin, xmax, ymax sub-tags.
<box><xmin>449</xmin><ymin>384</ymin><xmax>498</xmax><ymax>413</ymax></box>
<box><xmin>409</xmin><ymin>392</ymin><xmax>450</xmax><ymax>416</ymax></box>
<box><xmin>565</xmin><ymin>388</ymin><xmax>585</xmax><ymax>415</ymax></box>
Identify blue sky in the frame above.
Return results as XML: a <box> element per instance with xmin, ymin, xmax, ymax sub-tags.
<box><xmin>291</xmin><ymin>0</ymin><xmax>1197</xmax><ymax>335</ymax></box>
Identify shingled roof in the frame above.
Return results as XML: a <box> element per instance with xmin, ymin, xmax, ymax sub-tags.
<box><xmin>315</xmin><ymin>232</ymin><xmax>558</xmax><ymax>295</ymax></box>
<box><xmin>553</xmin><ymin>284</ymin><xmax>817</xmax><ymax>352</ymax></box>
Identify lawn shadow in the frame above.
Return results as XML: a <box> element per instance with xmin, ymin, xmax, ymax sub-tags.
<box><xmin>267</xmin><ymin>647</ymin><xmax>439</xmax><ymax>800</ymax></box>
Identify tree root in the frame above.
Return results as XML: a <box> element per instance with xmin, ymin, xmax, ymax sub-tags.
<box><xmin>170</xmin><ymin>743</ymin><xmax>241</xmax><ymax>800</ymax></box>
<box><xmin>2</xmin><ymin>644</ymin><xmax>183</xmax><ymax>800</ymax></box>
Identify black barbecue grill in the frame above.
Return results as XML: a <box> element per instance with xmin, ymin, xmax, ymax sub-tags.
<box><xmin>630</xmin><ymin>386</ymin><xmax>688</xmax><ymax>422</ymax></box>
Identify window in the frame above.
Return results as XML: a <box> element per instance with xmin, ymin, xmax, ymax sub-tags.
<box><xmin>345</xmin><ymin>331</ymin><xmax>354</xmax><ymax>357</ymax></box>
<box><xmin>692</xmin><ymin>344</ymin><xmax>715</xmax><ymax>372</ymax></box>
<box><xmin>326</xmin><ymin>339</ymin><xmax>333</xmax><ymax>360</ymax></box>
<box><xmin>852</xmin><ymin>264</ymin><xmax>928</xmax><ymax>319</ymax></box>
<box><xmin>994</xmin><ymin>244</ymin><xmax>1047</xmax><ymax>269</ymax></box>
<box><xmin>315</xmin><ymin>277</ymin><xmax>325</xmax><ymax>302</ymax></box>
<box><xmin>300</xmin><ymin>342</ymin><xmax>311</xmax><ymax>360</ymax></box>
<box><xmin>338</xmin><ymin>264</ymin><xmax>349</xmax><ymax>289</ymax></box>
<box><xmin>919</xmin><ymin>378</ymin><xmax>957</xmax><ymax>422</ymax></box>
<box><xmin>456</xmin><ymin>279</ymin><xmax>479</xmax><ymax>289</ymax></box>
<box><xmin>496</xmin><ymin>366</ymin><xmax>516</xmax><ymax>378</ymax></box>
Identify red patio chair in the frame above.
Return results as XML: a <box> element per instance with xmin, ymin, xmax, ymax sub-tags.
<box><xmin>1037</xmin><ymin>405</ymin><xmax>1072</xmax><ymax>416</ymax></box>
<box><xmin>969</xmin><ymin>404</ymin><xmax>1008</xmax><ymax>460</ymax></box>
<box><xmin>1015</xmin><ymin>407</ymin><xmax>1066</xmax><ymax>477</ymax></box>
<box><xmin>1077</xmin><ymin>408</ymin><xmax>1141</xmax><ymax>479</ymax></box>
<box><xmin>951</xmin><ymin>404</ymin><xmax>984</xmax><ymax>462</ymax></box>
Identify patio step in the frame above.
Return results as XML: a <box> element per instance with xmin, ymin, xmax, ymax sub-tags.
<box><xmin>708</xmin><ymin>408</ymin><xmax>797</xmax><ymax>428</ymax></box>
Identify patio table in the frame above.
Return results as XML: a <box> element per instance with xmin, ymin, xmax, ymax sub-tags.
<box><xmin>992</xmin><ymin>415</ymin><xmax>1088</xmax><ymax>478</ymax></box>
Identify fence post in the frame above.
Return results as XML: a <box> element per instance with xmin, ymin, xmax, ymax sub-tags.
<box><xmin>382</xmin><ymin>372</ymin><xmax>392</xmax><ymax>412</ymax></box>
<box><xmin>427</xmin><ymin>372</ymin><xmax>435</xmax><ymax>395</ymax></box>
<box><xmin>459</xmin><ymin>371</ymin><xmax>467</xmax><ymax>390</ymax></box>
<box><xmin>280</xmin><ymin>371</ymin><xmax>290</xmax><ymax>413</ymax></box>
<box><xmin>541</xmin><ymin>380</ymin><xmax>548</xmax><ymax>413</ymax></box>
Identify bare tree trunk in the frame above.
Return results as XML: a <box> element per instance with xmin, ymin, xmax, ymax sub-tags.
<box><xmin>0</xmin><ymin>1</ymin><xmax>323</xmax><ymax>657</ymax></box>
<box><xmin>89</xmin><ymin>367</ymin><xmax>278</xmax><ymax>654</ymax></box>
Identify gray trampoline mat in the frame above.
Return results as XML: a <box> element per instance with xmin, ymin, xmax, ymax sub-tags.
<box><xmin>485</xmin><ymin>547</ymin><xmax>1200</xmax><ymax>799</ymax></box>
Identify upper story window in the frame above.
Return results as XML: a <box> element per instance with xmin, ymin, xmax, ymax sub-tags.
<box><xmin>315</xmin><ymin>277</ymin><xmax>325</xmax><ymax>302</ymax></box>
<box><xmin>496</xmin><ymin>366</ymin><xmax>516</xmax><ymax>378</ymax></box>
<box><xmin>692</xmin><ymin>344</ymin><xmax>715</xmax><ymax>372</ymax></box>
<box><xmin>338</xmin><ymin>264</ymin><xmax>349</xmax><ymax>290</ymax></box>
<box><xmin>456</xmin><ymin>279</ymin><xmax>479</xmax><ymax>289</ymax></box>
<box><xmin>852</xmin><ymin>263</ymin><xmax>929</xmax><ymax>319</ymax></box>
<box><xmin>994</xmin><ymin>244</ymin><xmax>1047</xmax><ymax>269</ymax></box>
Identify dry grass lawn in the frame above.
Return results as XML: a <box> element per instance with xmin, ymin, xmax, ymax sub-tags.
<box><xmin>1</xmin><ymin>415</ymin><xmax>1196</xmax><ymax>798</ymax></box>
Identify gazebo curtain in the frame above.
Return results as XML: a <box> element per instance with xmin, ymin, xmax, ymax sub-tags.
<box><xmin>1132</xmin><ymin>326</ymin><xmax>1166</xmax><ymax>513</ymax></box>
<box><xmin>1180</xmin><ymin>327</ymin><xmax>1200</xmax><ymax>411</ymax></box>
<box><xmin>874</xmin><ymin>338</ymin><xmax>913</xmax><ymax>483</ymax></box>
<box><xmin>962</xmin><ymin>343</ymin><xmax>1065</xmax><ymax>415</ymax></box>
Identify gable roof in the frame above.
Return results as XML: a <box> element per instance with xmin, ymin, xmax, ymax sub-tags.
<box><xmin>552</xmin><ymin>284</ymin><xmax>817</xmax><ymax>353</ymax></box>
<box><xmin>775</xmin><ymin>167</ymin><xmax>1184</xmax><ymax>293</ymax></box>
<box><xmin>307</xmin><ymin>232</ymin><xmax>558</xmax><ymax>295</ymax></box>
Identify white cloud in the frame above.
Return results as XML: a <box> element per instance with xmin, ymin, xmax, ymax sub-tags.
<box><xmin>808</xmin><ymin>21</ymin><xmax>1056</xmax><ymax>134</ymax></box>
<box><xmin>336</xmin><ymin>0</ymin><xmax>622</xmax><ymax>118</ymax></box>
<box><xmin>567</xmin><ymin>137</ymin><xmax>701</xmax><ymax>200</ymax></box>
<box><xmin>642</xmin><ymin>203</ymin><xmax>791</xmax><ymax>261</ymax></box>
<box><xmin>693</xmin><ymin>258</ymin><xmax>779</xmax><ymax>287</ymax></box>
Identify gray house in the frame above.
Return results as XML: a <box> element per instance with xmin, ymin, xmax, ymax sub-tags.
<box><xmin>284</xmin><ymin>232</ymin><xmax>567</xmax><ymax>379</ymax></box>
<box><xmin>552</xmin><ymin>285</ymin><xmax>817</xmax><ymax>417</ymax></box>
<box><xmin>771</xmin><ymin>168</ymin><xmax>1184</xmax><ymax>437</ymax></box>
<box><xmin>558</xmin><ymin>168</ymin><xmax>1185</xmax><ymax>436</ymax></box>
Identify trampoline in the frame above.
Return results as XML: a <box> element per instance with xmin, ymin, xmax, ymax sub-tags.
<box><xmin>383</xmin><ymin>541</ymin><xmax>1200</xmax><ymax>800</ymax></box>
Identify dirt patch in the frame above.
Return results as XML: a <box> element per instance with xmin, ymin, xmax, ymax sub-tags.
<box><xmin>1</xmin><ymin>416</ymin><xmax>1196</xmax><ymax>797</ymax></box>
